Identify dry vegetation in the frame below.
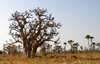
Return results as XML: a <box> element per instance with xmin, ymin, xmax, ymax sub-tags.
<box><xmin>0</xmin><ymin>53</ymin><xmax>100</xmax><ymax>64</ymax></box>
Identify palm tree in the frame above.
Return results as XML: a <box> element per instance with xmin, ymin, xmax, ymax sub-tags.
<box><xmin>90</xmin><ymin>36</ymin><xmax>94</xmax><ymax>48</ymax></box>
<box><xmin>58</xmin><ymin>46</ymin><xmax>62</xmax><ymax>54</ymax></box>
<box><xmin>73</xmin><ymin>43</ymin><xmax>79</xmax><ymax>53</ymax></box>
<box><xmin>80</xmin><ymin>46</ymin><xmax>83</xmax><ymax>51</ymax></box>
<box><xmin>96</xmin><ymin>43</ymin><xmax>100</xmax><ymax>52</ymax></box>
<box><xmin>92</xmin><ymin>42</ymin><xmax>96</xmax><ymax>53</ymax></box>
<box><xmin>68</xmin><ymin>40</ymin><xmax>74</xmax><ymax>53</ymax></box>
<box><xmin>64</xmin><ymin>42</ymin><xmax>67</xmax><ymax>53</ymax></box>
<box><xmin>85</xmin><ymin>35</ymin><xmax>90</xmax><ymax>50</ymax></box>
<box><xmin>90</xmin><ymin>36</ymin><xmax>94</xmax><ymax>43</ymax></box>
<box><xmin>54</xmin><ymin>41</ymin><xmax>59</xmax><ymax>47</ymax></box>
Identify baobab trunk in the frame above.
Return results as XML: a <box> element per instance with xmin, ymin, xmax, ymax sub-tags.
<box><xmin>29</xmin><ymin>46</ymin><xmax>38</xmax><ymax>59</ymax></box>
<box><xmin>22</xmin><ymin>40</ymin><xmax>26</xmax><ymax>57</ymax></box>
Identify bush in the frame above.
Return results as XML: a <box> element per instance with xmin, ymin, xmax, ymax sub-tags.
<box><xmin>0</xmin><ymin>50</ymin><xmax>2</xmax><ymax>54</ymax></box>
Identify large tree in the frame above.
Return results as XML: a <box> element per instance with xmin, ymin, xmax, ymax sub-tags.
<box><xmin>9</xmin><ymin>7</ymin><xmax>61</xmax><ymax>58</ymax></box>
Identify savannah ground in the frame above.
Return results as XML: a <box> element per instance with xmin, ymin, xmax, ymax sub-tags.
<box><xmin>0</xmin><ymin>53</ymin><xmax>100</xmax><ymax>64</ymax></box>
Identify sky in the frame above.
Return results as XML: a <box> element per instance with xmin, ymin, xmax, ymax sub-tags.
<box><xmin>0</xmin><ymin>0</ymin><xmax>100</xmax><ymax>50</ymax></box>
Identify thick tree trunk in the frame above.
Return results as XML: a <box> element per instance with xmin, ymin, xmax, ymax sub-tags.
<box><xmin>32</xmin><ymin>46</ymin><xmax>38</xmax><ymax>57</ymax></box>
<box><xmin>28</xmin><ymin>46</ymin><xmax>38</xmax><ymax>59</ymax></box>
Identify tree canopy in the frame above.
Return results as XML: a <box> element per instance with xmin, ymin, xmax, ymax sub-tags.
<box><xmin>9</xmin><ymin>7</ymin><xmax>61</xmax><ymax>58</ymax></box>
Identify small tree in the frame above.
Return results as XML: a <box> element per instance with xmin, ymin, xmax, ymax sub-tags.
<box><xmin>92</xmin><ymin>42</ymin><xmax>96</xmax><ymax>53</ymax></box>
<box><xmin>3</xmin><ymin>44</ymin><xmax>7</xmax><ymax>54</ymax></box>
<box><xmin>63</xmin><ymin>42</ymin><xmax>67</xmax><ymax>54</ymax></box>
<box><xmin>68</xmin><ymin>40</ymin><xmax>74</xmax><ymax>53</ymax></box>
<box><xmin>40</xmin><ymin>42</ymin><xmax>47</xmax><ymax>56</ymax></box>
<box><xmin>90</xmin><ymin>36</ymin><xmax>94</xmax><ymax>48</ymax></box>
<box><xmin>73</xmin><ymin>43</ymin><xmax>79</xmax><ymax>53</ymax></box>
<box><xmin>96</xmin><ymin>43</ymin><xmax>100</xmax><ymax>52</ymax></box>
<box><xmin>80</xmin><ymin>46</ymin><xmax>83</xmax><ymax>53</ymax></box>
<box><xmin>17</xmin><ymin>45</ymin><xmax>22</xmax><ymax>55</ymax></box>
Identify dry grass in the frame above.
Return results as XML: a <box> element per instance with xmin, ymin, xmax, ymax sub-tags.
<box><xmin>0</xmin><ymin>53</ymin><xmax>100</xmax><ymax>64</ymax></box>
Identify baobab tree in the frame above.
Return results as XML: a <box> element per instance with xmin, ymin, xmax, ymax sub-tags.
<box><xmin>9</xmin><ymin>7</ymin><xmax>61</xmax><ymax>58</ymax></box>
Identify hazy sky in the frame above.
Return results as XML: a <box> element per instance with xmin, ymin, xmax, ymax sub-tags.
<box><xmin>0</xmin><ymin>0</ymin><xmax>100</xmax><ymax>50</ymax></box>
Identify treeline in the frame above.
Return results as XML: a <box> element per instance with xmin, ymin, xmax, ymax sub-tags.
<box><xmin>1</xmin><ymin>35</ymin><xmax>100</xmax><ymax>56</ymax></box>
<box><xmin>39</xmin><ymin>38</ymin><xmax>100</xmax><ymax>55</ymax></box>
<box><xmin>1</xmin><ymin>43</ymin><xmax>22</xmax><ymax>56</ymax></box>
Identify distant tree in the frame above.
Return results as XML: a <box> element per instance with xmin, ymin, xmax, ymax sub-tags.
<box><xmin>63</xmin><ymin>42</ymin><xmax>67</xmax><ymax>53</ymax></box>
<box><xmin>68</xmin><ymin>40</ymin><xmax>74</xmax><ymax>53</ymax></box>
<box><xmin>3</xmin><ymin>44</ymin><xmax>7</xmax><ymax>53</ymax></box>
<box><xmin>40</xmin><ymin>42</ymin><xmax>47</xmax><ymax>56</ymax></box>
<box><xmin>96</xmin><ymin>43</ymin><xmax>100</xmax><ymax>52</ymax></box>
<box><xmin>47</xmin><ymin>43</ymin><xmax>52</xmax><ymax>53</ymax></box>
<box><xmin>6</xmin><ymin>45</ymin><xmax>12</xmax><ymax>54</ymax></box>
<box><xmin>56</xmin><ymin>45</ymin><xmax>62</xmax><ymax>54</ymax></box>
<box><xmin>80</xmin><ymin>46</ymin><xmax>83</xmax><ymax>53</ymax></box>
<box><xmin>54</xmin><ymin>38</ymin><xmax>60</xmax><ymax>47</ymax></box>
<box><xmin>73</xmin><ymin>43</ymin><xmax>79</xmax><ymax>53</ymax></box>
<box><xmin>80</xmin><ymin>46</ymin><xmax>83</xmax><ymax>51</ymax></box>
<box><xmin>92</xmin><ymin>42</ymin><xmax>96</xmax><ymax>53</ymax></box>
<box><xmin>9</xmin><ymin>7</ymin><xmax>61</xmax><ymax>58</ymax></box>
<box><xmin>90</xmin><ymin>36</ymin><xmax>94</xmax><ymax>43</ymax></box>
<box><xmin>85</xmin><ymin>35</ymin><xmax>90</xmax><ymax>50</ymax></box>
<box><xmin>17</xmin><ymin>45</ymin><xmax>22</xmax><ymax>55</ymax></box>
<box><xmin>49</xmin><ymin>45</ymin><xmax>52</xmax><ymax>53</ymax></box>
<box><xmin>90</xmin><ymin>36</ymin><xmax>94</xmax><ymax>48</ymax></box>
<box><xmin>52</xmin><ymin>49</ymin><xmax>56</xmax><ymax>54</ymax></box>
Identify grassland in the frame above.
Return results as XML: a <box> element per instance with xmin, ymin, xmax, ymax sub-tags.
<box><xmin>0</xmin><ymin>53</ymin><xmax>100</xmax><ymax>64</ymax></box>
